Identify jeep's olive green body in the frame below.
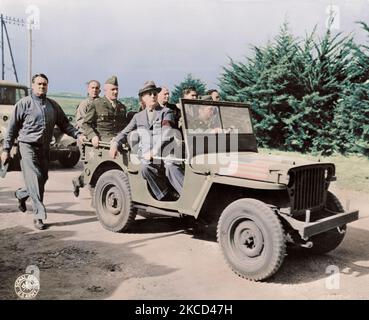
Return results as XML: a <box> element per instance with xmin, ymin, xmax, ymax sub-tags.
<box><xmin>0</xmin><ymin>80</ymin><xmax>80</xmax><ymax>169</ymax></box>
<box><xmin>81</xmin><ymin>99</ymin><xmax>359</xmax><ymax>280</ymax></box>
<box><xmin>83</xmin><ymin>99</ymin><xmax>358</xmax><ymax>234</ymax></box>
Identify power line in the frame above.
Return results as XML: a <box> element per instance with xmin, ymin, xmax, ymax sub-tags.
<box><xmin>1</xmin><ymin>13</ymin><xmax>36</xmax><ymax>85</ymax></box>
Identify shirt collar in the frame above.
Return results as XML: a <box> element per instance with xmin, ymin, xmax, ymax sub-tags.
<box><xmin>31</xmin><ymin>92</ymin><xmax>47</xmax><ymax>104</ymax></box>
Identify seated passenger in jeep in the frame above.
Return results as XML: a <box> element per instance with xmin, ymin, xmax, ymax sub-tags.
<box><xmin>109</xmin><ymin>81</ymin><xmax>184</xmax><ymax>201</ymax></box>
<box><xmin>188</xmin><ymin>105</ymin><xmax>222</xmax><ymax>133</ymax></box>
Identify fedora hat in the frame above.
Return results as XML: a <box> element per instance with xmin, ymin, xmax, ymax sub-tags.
<box><xmin>138</xmin><ymin>80</ymin><xmax>161</xmax><ymax>96</ymax></box>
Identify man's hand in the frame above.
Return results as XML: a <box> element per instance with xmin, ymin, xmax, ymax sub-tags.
<box><xmin>109</xmin><ymin>145</ymin><xmax>118</xmax><ymax>159</ymax></box>
<box><xmin>143</xmin><ymin>151</ymin><xmax>153</xmax><ymax>161</ymax></box>
<box><xmin>92</xmin><ymin>135</ymin><xmax>100</xmax><ymax>148</ymax></box>
<box><xmin>78</xmin><ymin>134</ymin><xmax>87</xmax><ymax>144</ymax></box>
<box><xmin>1</xmin><ymin>151</ymin><xmax>9</xmax><ymax>166</ymax></box>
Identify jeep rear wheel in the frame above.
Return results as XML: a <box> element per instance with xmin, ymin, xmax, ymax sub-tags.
<box><xmin>217</xmin><ymin>198</ymin><xmax>286</xmax><ymax>281</ymax></box>
<box><xmin>308</xmin><ymin>192</ymin><xmax>346</xmax><ymax>255</ymax></box>
<box><xmin>94</xmin><ymin>170</ymin><xmax>136</xmax><ymax>232</ymax></box>
<box><xmin>58</xmin><ymin>150</ymin><xmax>80</xmax><ymax>168</ymax></box>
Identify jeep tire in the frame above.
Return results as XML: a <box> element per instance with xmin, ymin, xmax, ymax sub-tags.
<box><xmin>217</xmin><ymin>198</ymin><xmax>286</xmax><ymax>281</ymax></box>
<box><xmin>94</xmin><ymin>170</ymin><xmax>136</xmax><ymax>232</ymax></box>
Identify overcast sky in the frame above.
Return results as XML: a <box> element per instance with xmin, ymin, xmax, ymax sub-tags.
<box><xmin>1</xmin><ymin>0</ymin><xmax>369</xmax><ymax>96</ymax></box>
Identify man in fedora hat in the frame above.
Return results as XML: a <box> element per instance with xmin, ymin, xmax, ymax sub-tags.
<box><xmin>109</xmin><ymin>81</ymin><xmax>184</xmax><ymax>200</ymax></box>
<box><xmin>74</xmin><ymin>76</ymin><xmax>128</xmax><ymax>197</ymax></box>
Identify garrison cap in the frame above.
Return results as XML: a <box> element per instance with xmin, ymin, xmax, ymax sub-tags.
<box><xmin>105</xmin><ymin>75</ymin><xmax>118</xmax><ymax>86</ymax></box>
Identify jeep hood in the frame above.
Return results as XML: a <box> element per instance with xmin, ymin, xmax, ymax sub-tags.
<box><xmin>190</xmin><ymin>152</ymin><xmax>324</xmax><ymax>185</ymax></box>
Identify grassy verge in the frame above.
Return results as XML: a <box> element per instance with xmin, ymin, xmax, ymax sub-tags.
<box><xmin>49</xmin><ymin>95</ymin><xmax>81</xmax><ymax>116</ymax></box>
<box><xmin>259</xmin><ymin>148</ymin><xmax>369</xmax><ymax>194</ymax></box>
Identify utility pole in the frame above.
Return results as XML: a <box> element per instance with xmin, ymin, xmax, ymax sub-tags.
<box><xmin>27</xmin><ymin>24</ymin><xmax>32</xmax><ymax>87</ymax></box>
<box><xmin>1</xmin><ymin>14</ymin><xmax>6</xmax><ymax>80</ymax></box>
<box><xmin>0</xmin><ymin>12</ymin><xmax>39</xmax><ymax>85</ymax></box>
<box><xmin>0</xmin><ymin>14</ymin><xmax>26</xmax><ymax>82</ymax></box>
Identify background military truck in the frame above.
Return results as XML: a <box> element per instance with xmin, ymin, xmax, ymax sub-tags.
<box><xmin>0</xmin><ymin>80</ymin><xmax>80</xmax><ymax>170</ymax></box>
<box><xmin>80</xmin><ymin>99</ymin><xmax>359</xmax><ymax>281</ymax></box>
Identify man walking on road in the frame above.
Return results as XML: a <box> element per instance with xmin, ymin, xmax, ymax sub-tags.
<box><xmin>0</xmin><ymin>73</ymin><xmax>85</xmax><ymax>230</ymax></box>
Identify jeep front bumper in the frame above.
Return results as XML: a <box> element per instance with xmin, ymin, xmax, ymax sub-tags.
<box><xmin>282</xmin><ymin>209</ymin><xmax>359</xmax><ymax>239</ymax></box>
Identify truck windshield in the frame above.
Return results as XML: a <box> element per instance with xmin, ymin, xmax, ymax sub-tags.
<box><xmin>184</xmin><ymin>103</ymin><xmax>253</xmax><ymax>134</ymax></box>
<box><xmin>0</xmin><ymin>86</ymin><xmax>27</xmax><ymax>105</ymax></box>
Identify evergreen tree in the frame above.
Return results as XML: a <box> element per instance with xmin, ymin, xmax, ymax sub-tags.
<box><xmin>333</xmin><ymin>82</ymin><xmax>369</xmax><ymax>156</ymax></box>
<box><xmin>170</xmin><ymin>74</ymin><xmax>207</xmax><ymax>104</ymax></box>
<box><xmin>219</xmin><ymin>20</ymin><xmax>355</xmax><ymax>155</ymax></box>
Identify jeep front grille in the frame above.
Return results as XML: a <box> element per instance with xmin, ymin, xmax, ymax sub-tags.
<box><xmin>287</xmin><ymin>164</ymin><xmax>335</xmax><ymax>215</ymax></box>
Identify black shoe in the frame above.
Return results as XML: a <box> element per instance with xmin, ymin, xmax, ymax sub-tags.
<box><xmin>72</xmin><ymin>180</ymin><xmax>80</xmax><ymax>197</ymax></box>
<box><xmin>14</xmin><ymin>192</ymin><xmax>27</xmax><ymax>212</ymax></box>
<box><xmin>33</xmin><ymin>219</ymin><xmax>46</xmax><ymax>230</ymax></box>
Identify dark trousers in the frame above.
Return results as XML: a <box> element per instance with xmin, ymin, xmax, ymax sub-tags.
<box><xmin>16</xmin><ymin>142</ymin><xmax>49</xmax><ymax>220</ymax></box>
<box><xmin>141</xmin><ymin>162</ymin><xmax>169</xmax><ymax>200</ymax></box>
<box><xmin>141</xmin><ymin>161</ymin><xmax>184</xmax><ymax>200</ymax></box>
<box><xmin>164</xmin><ymin>162</ymin><xmax>184</xmax><ymax>194</ymax></box>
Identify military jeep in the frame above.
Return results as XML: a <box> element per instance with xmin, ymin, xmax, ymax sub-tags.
<box><xmin>81</xmin><ymin>99</ymin><xmax>359</xmax><ymax>281</ymax></box>
<box><xmin>0</xmin><ymin>80</ymin><xmax>80</xmax><ymax>169</ymax></box>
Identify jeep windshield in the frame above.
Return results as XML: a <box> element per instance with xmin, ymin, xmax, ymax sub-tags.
<box><xmin>0</xmin><ymin>86</ymin><xmax>27</xmax><ymax>105</ymax></box>
<box><xmin>180</xmin><ymin>99</ymin><xmax>258</xmax><ymax>157</ymax></box>
<box><xmin>182</xmin><ymin>101</ymin><xmax>253</xmax><ymax>134</ymax></box>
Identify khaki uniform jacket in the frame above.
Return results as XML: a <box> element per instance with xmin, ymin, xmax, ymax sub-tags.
<box><xmin>75</xmin><ymin>97</ymin><xmax>95</xmax><ymax>131</ymax></box>
<box><xmin>82</xmin><ymin>96</ymin><xmax>128</xmax><ymax>141</ymax></box>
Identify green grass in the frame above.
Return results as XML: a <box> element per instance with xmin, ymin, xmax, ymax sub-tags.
<box><xmin>49</xmin><ymin>95</ymin><xmax>82</xmax><ymax>116</ymax></box>
<box><xmin>260</xmin><ymin>148</ymin><xmax>369</xmax><ymax>193</ymax></box>
<box><xmin>48</xmin><ymin>94</ymin><xmax>140</xmax><ymax>116</ymax></box>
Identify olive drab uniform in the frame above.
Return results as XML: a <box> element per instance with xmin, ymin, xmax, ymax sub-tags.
<box><xmin>72</xmin><ymin>96</ymin><xmax>128</xmax><ymax>197</ymax></box>
<box><xmin>82</xmin><ymin>96</ymin><xmax>128</xmax><ymax>141</ymax></box>
<box><xmin>190</xmin><ymin>113</ymin><xmax>222</xmax><ymax>131</ymax></box>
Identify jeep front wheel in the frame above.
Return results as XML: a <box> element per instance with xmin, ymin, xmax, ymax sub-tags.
<box><xmin>217</xmin><ymin>198</ymin><xmax>286</xmax><ymax>281</ymax></box>
<box><xmin>94</xmin><ymin>170</ymin><xmax>136</xmax><ymax>232</ymax></box>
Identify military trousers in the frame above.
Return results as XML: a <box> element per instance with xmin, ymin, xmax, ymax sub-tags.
<box><xmin>16</xmin><ymin>142</ymin><xmax>49</xmax><ymax>220</ymax></box>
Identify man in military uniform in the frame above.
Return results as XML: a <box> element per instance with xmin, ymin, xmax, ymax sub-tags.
<box><xmin>0</xmin><ymin>73</ymin><xmax>84</xmax><ymax>230</ymax></box>
<box><xmin>190</xmin><ymin>105</ymin><xmax>222</xmax><ymax>132</ymax></box>
<box><xmin>73</xmin><ymin>76</ymin><xmax>128</xmax><ymax>197</ymax></box>
<box><xmin>75</xmin><ymin>80</ymin><xmax>101</xmax><ymax>131</ymax></box>
<box><xmin>109</xmin><ymin>81</ymin><xmax>184</xmax><ymax>201</ymax></box>
<box><xmin>82</xmin><ymin>75</ymin><xmax>127</xmax><ymax>145</ymax></box>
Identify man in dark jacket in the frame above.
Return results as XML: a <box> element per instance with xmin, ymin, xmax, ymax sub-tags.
<box><xmin>0</xmin><ymin>73</ymin><xmax>84</xmax><ymax>230</ymax></box>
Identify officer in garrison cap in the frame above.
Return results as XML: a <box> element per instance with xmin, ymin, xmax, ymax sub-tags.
<box><xmin>74</xmin><ymin>76</ymin><xmax>128</xmax><ymax>197</ymax></box>
<box><xmin>82</xmin><ymin>75</ymin><xmax>128</xmax><ymax>147</ymax></box>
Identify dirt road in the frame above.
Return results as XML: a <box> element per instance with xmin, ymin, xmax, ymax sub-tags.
<box><xmin>0</xmin><ymin>163</ymin><xmax>368</xmax><ymax>300</ymax></box>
